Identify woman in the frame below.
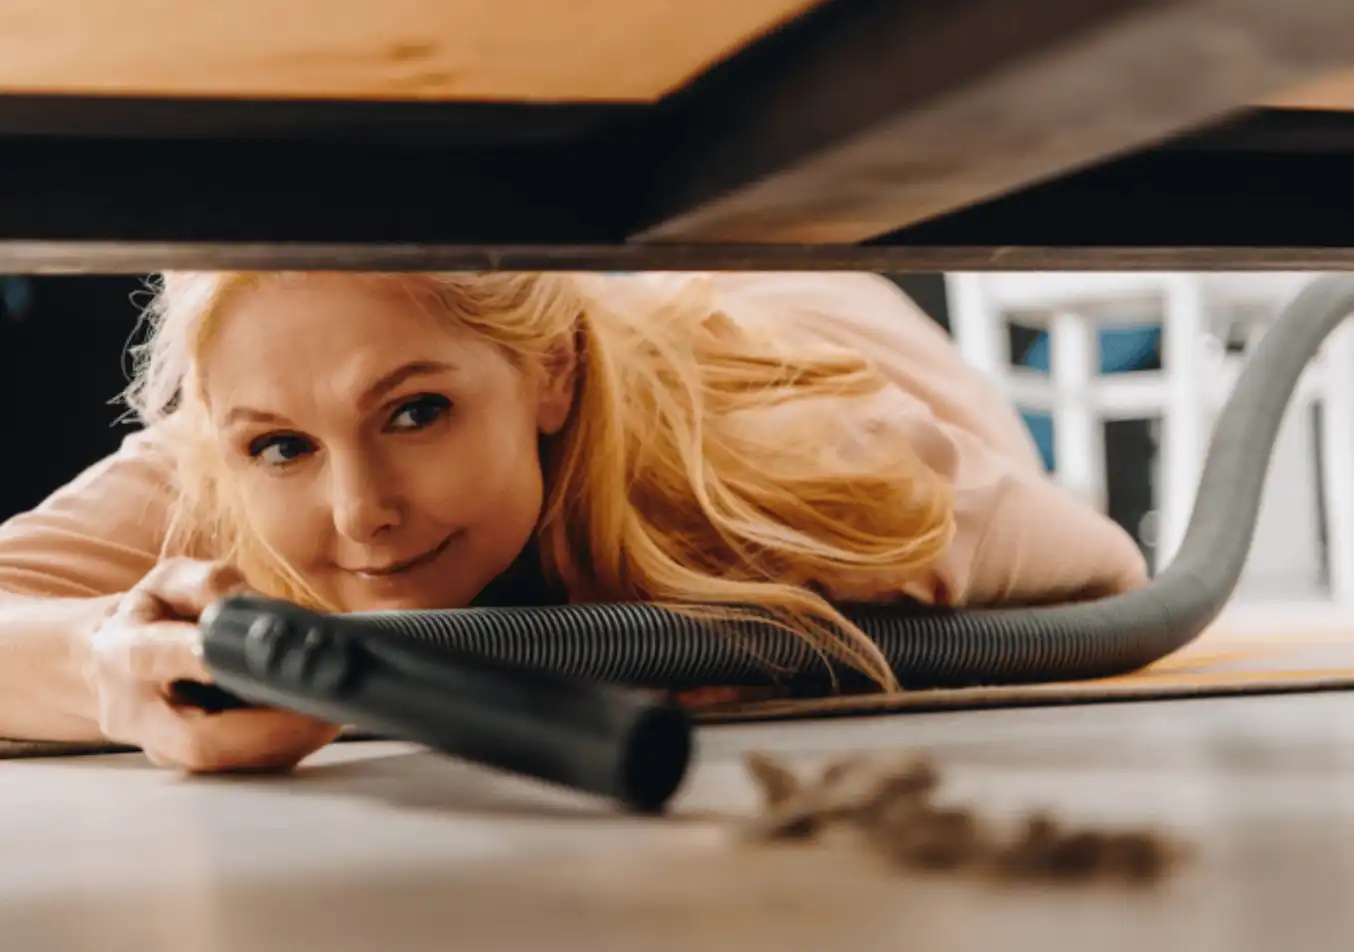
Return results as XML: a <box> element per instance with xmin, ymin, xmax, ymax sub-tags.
<box><xmin>0</xmin><ymin>271</ymin><xmax>1146</xmax><ymax>772</ymax></box>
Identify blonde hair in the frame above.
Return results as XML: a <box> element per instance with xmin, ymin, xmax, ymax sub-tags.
<box><xmin>124</xmin><ymin>272</ymin><xmax>956</xmax><ymax>689</ymax></box>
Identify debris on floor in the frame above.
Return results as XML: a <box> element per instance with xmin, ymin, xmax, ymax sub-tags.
<box><xmin>743</xmin><ymin>751</ymin><xmax>801</xmax><ymax>809</ymax></box>
<box><xmin>739</xmin><ymin>750</ymin><xmax>1182</xmax><ymax>885</ymax></box>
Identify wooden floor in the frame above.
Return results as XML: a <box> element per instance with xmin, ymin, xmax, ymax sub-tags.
<box><xmin>5</xmin><ymin>691</ymin><xmax>1354</xmax><ymax>951</ymax></box>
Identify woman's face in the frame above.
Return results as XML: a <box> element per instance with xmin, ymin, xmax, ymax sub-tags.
<box><xmin>198</xmin><ymin>276</ymin><xmax>574</xmax><ymax>612</ymax></box>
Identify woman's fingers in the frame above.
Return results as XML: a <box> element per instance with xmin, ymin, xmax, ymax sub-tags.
<box><xmin>142</xmin><ymin>705</ymin><xmax>342</xmax><ymax>774</ymax></box>
<box><xmin>113</xmin><ymin>587</ymin><xmax>167</xmax><ymax>625</ymax></box>
<box><xmin>178</xmin><ymin>708</ymin><xmax>342</xmax><ymax>773</ymax></box>
<box><xmin>87</xmin><ymin>561</ymin><xmax>341</xmax><ymax>774</ymax></box>
<box><xmin>88</xmin><ymin>617</ymin><xmax>212</xmax><ymax>749</ymax></box>
<box><xmin>139</xmin><ymin>559</ymin><xmax>251</xmax><ymax>620</ymax></box>
<box><xmin>90</xmin><ymin>616</ymin><xmax>213</xmax><ymax>685</ymax></box>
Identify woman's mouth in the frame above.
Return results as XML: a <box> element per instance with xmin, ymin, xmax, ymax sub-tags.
<box><xmin>347</xmin><ymin>531</ymin><xmax>462</xmax><ymax>579</ymax></box>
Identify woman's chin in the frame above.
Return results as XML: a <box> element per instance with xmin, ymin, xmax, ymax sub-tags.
<box><xmin>335</xmin><ymin>581</ymin><xmax>479</xmax><ymax>614</ymax></box>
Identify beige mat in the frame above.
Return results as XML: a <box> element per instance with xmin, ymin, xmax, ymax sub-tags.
<box><xmin>698</xmin><ymin>628</ymin><xmax>1354</xmax><ymax>723</ymax></box>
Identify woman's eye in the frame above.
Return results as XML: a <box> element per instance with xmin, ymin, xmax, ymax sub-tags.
<box><xmin>388</xmin><ymin>394</ymin><xmax>451</xmax><ymax>432</ymax></box>
<box><xmin>247</xmin><ymin>434</ymin><xmax>314</xmax><ymax>467</ymax></box>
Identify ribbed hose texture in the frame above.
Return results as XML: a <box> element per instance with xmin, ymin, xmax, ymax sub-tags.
<box><xmin>354</xmin><ymin>276</ymin><xmax>1354</xmax><ymax>691</ymax></box>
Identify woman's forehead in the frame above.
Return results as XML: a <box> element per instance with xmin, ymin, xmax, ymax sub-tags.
<box><xmin>210</xmin><ymin>276</ymin><xmax>458</xmax><ymax>347</ymax></box>
<box><xmin>198</xmin><ymin>277</ymin><xmax>500</xmax><ymax>399</ymax></box>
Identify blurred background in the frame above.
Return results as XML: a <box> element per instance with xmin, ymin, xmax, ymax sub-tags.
<box><xmin>1</xmin><ymin>270</ymin><xmax>1342</xmax><ymax>629</ymax></box>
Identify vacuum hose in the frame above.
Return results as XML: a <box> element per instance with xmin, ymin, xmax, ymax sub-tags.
<box><xmin>290</xmin><ymin>274</ymin><xmax>1354</xmax><ymax>691</ymax></box>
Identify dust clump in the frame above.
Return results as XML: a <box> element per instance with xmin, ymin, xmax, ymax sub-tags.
<box><xmin>740</xmin><ymin>751</ymin><xmax>1182</xmax><ymax>886</ymax></box>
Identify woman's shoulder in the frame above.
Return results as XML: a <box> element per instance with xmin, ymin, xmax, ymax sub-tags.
<box><xmin>706</xmin><ymin>272</ymin><xmax>1043</xmax><ymax>470</ymax></box>
<box><xmin>704</xmin><ymin>272</ymin><xmax>973</xmax><ymax>387</ymax></box>
<box><xmin>706</xmin><ymin>271</ymin><xmax>936</xmax><ymax>332</ymax></box>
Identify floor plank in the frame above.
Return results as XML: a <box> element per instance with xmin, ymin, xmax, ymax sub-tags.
<box><xmin>4</xmin><ymin>692</ymin><xmax>1353</xmax><ymax>951</ymax></box>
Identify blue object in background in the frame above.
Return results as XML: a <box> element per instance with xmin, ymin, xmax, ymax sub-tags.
<box><xmin>1018</xmin><ymin>327</ymin><xmax>1161</xmax><ymax>471</ymax></box>
<box><xmin>1</xmin><ymin>277</ymin><xmax>32</xmax><ymax>322</ymax></box>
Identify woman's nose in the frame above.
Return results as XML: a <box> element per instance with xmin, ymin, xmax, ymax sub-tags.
<box><xmin>329</xmin><ymin>456</ymin><xmax>404</xmax><ymax>542</ymax></box>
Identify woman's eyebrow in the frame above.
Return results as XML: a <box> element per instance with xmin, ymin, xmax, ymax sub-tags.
<box><xmin>220</xmin><ymin>360</ymin><xmax>458</xmax><ymax>426</ymax></box>
<box><xmin>359</xmin><ymin>360</ymin><xmax>458</xmax><ymax>406</ymax></box>
<box><xmin>222</xmin><ymin>406</ymin><xmax>288</xmax><ymax>428</ymax></box>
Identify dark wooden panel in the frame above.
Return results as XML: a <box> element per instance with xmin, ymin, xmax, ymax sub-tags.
<box><xmin>0</xmin><ymin>95</ymin><xmax>638</xmax><ymax>146</ymax></box>
<box><xmin>626</xmin><ymin>0</ymin><xmax>1354</xmax><ymax>243</ymax></box>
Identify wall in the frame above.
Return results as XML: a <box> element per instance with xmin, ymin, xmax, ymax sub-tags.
<box><xmin>0</xmin><ymin>276</ymin><xmax>144</xmax><ymax>519</ymax></box>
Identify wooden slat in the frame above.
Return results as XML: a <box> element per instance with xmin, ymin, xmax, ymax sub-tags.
<box><xmin>5</xmin><ymin>242</ymin><xmax>1354</xmax><ymax>274</ymax></box>
<box><xmin>0</xmin><ymin>116</ymin><xmax>1351</xmax><ymax>270</ymax></box>
<box><xmin>0</xmin><ymin>0</ymin><xmax>821</xmax><ymax>103</ymax></box>
<box><xmin>630</xmin><ymin>0</ymin><xmax>1354</xmax><ymax>245</ymax></box>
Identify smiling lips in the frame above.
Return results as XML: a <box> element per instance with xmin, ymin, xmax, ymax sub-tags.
<box><xmin>347</xmin><ymin>531</ymin><xmax>461</xmax><ymax>579</ymax></box>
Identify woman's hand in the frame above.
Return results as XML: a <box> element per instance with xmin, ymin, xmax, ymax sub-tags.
<box><xmin>86</xmin><ymin>558</ymin><xmax>342</xmax><ymax>772</ymax></box>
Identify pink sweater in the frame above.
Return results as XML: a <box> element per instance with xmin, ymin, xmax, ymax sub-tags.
<box><xmin>0</xmin><ymin>273</ymin><xmax>1148</xmax><ymax>606</ymax></box>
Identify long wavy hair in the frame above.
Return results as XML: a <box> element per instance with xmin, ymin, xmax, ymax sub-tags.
<box><xmin>123</xmin><ymin>272</ymin><xmax>956</xmax><ymax>689</ymax></box>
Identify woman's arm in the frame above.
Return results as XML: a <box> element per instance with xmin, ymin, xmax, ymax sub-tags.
<box><xmin>0</xmin><ymin>594</ymin><xmax>116</xmax><ymax>740</ymax></box>
<box><xmin>0</xmin><ymin>426</ymin><xmax>174</xmax><ymax>739</ymax></box>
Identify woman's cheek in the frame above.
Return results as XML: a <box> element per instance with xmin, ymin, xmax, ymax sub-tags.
<box><xmin>390</xmin><ymin>430</ymin><xmax>452</xmax><ymax>491</ymax></box>
<box><xmin>240</xmin><ymin>473</ymin><xmax>324</xmax><ymax>555</ymax></box>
